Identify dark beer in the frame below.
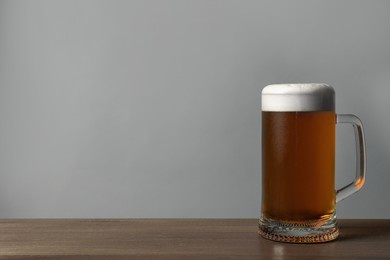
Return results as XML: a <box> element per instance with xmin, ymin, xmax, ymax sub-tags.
<box><xmin>262</xmin><ymin>110</ymin><xmax>335</xmax><ymax>222</ymax></box>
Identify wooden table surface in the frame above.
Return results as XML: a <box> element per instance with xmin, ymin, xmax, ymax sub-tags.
<box><xmin>0</xmin><ymin>219</ymin><xmax>389</xmax><ymax>259</ymax></box>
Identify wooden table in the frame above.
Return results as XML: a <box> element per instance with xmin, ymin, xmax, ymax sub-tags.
<box><xmin>0</xmin><ymin>219</ymin><xmax>389</xmax><ymax>259</ymax></box>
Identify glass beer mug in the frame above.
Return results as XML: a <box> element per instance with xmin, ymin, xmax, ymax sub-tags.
<box><xmin>259</xmin><ymin>83</ymin><xmax>366</xmax><ymax>243</ymax></box>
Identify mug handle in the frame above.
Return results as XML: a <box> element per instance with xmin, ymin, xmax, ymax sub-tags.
<box><xmin>335</xmin><ymin>114</ymin><xmax>367</xmax><ymax>203</ymax></box>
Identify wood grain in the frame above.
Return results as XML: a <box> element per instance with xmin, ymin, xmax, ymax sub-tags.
<box><xmin>0</xmin><ymin>219</ymin><xmax>389</xmax><ymax>259</ymax></box>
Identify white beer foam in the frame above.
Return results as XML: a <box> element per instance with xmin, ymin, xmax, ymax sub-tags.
<box><xmin>262</xmin><ymin>83</ymin><xmax>335</xmax><ymax>111</ymax></box>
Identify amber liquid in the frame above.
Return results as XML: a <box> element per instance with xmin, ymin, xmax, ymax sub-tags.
<box><xmin>262</xmin><ymin>111</ymin><xmax>335</xmax><ymax>222</ymax></box>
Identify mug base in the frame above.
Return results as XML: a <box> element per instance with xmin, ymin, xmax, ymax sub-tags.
<box><xmin>258</xmin><ymin>213</ymin><xmax>339</xmax><ymax>243</ymax></box>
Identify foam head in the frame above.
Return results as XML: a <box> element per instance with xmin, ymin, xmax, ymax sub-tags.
<box><xmin>262</xmin><ymin>83</ymin><xmax>335</xmax><ymax>112</ymax></box>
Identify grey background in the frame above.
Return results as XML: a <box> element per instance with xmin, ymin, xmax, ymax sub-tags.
<box><xmin>0</xmin><ymin>0</ymin><xmax>389</xmax><ymax>218</ymax></box>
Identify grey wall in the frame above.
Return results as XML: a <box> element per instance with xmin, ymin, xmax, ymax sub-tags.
<box><xmin>0</xmin><ymin>0</ymin><xmax>389</xmax><ymax>218</ymax></box>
